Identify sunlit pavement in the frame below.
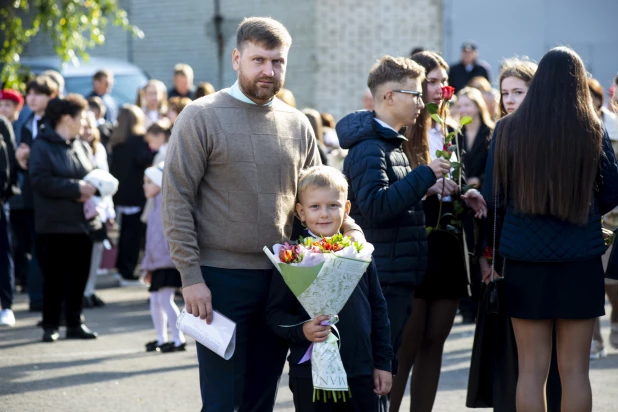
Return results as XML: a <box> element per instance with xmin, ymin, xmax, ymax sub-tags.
<box><xmin>1</xmin><ymin>275</ymin><xmax>616</xmax><ymax>412</ymax></box>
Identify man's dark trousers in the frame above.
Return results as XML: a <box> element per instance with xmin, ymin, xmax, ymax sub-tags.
<box><xmin>197</xmin><ymin>266</ymin><xmax>288</xmax><ymax>412</ymax></box>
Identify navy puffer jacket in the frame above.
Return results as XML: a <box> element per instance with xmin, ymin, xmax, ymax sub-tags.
<box><xmin>338</xmin><ymin>111</ymin><xmax>437</xmax><ymax>286</ymax></box>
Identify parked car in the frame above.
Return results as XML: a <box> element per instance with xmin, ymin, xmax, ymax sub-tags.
<box><xmin>19</xmin><ymin>56</ymin><xmax>149</xmax><ymax>106</ymax></box>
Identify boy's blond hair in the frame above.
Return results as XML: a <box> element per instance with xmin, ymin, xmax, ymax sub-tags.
<box><xmin>297</xmin><ymin>166</ymin><xmax>348</xmax><ymax>202</ymax></box>
<box><xmin>367</xmin><ymin>55</ymin><xmax>425</xmax><ymax>96</ymax></box>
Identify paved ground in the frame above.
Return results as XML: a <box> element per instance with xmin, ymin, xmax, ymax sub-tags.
<box><xmin>1</xmin><ymin>276</ymin><xmax>617</xmax><ymax>412</ymax></box>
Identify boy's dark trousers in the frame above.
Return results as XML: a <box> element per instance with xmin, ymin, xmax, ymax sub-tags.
<box><xmin>289</xmin><ymin>376</ymin><xmax>379</xmax><ymax>412</ymax></box>
<box><xmin>196</xmin><ymin>266</ymin><xmax>288</xmax><ymax>412</ymax></box>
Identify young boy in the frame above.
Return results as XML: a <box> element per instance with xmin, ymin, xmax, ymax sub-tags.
<box><xmin>266</xmin><ymin>165</ymin><xmax>393</xmax><ymax>412</ymax></box>
<box><xmin>145</xmin><ymin>119</ymin><xmax>172</xmax><ymax>165</ymax></box>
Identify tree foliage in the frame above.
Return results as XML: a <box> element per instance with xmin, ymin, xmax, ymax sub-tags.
<box><xmin>0</xmin><ymin>0</ymin><xmax>143</xmax><ymax>89</ymax></box>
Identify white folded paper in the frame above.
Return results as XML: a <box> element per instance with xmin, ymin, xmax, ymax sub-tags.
<box><xmin>176</xmin><ymin>309</ymin><xmax>236</xmax><ymax>360</ymax></box>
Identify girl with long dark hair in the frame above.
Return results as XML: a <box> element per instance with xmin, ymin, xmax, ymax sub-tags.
<box><xmin>484</xmin><ymin>47</ymin><xmax>618</xmax><ymax>411</ymax></box>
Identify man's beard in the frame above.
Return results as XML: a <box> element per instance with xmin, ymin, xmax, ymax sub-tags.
<box><xmin>238</xmin><ymin>71</ymin><xmax>283</xmax><ymax>102</ymax></box>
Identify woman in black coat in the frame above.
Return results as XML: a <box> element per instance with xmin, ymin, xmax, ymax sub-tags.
<box><xmin>29</xmin><ymin>95</ymin><xmax>101</xmax><ymax>342</ymax></box>
<box><xmin>109</xmin><ymin>105</ymin><xmax>154</xmax><ymax>283</ymax></box>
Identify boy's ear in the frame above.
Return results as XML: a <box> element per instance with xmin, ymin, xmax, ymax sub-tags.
<box><xmin>344</xmin><ymin>200</ymin><xmax>351</xmax><ymax>218</ymax></box>
<box><xmin>295</xmin><ymin>203</ymin><xmax>305</xmax><ymax>222</ymax></box>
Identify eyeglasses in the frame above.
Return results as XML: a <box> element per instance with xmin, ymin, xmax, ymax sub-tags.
<box><xmin>387</xmin><ymin>90</ymin><xmax>424</xmax><ymax>105</ymax></box>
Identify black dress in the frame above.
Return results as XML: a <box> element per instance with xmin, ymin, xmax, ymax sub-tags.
<box><xmin>415</xmin><ymin>196</ymin><xmax>470</xmax><ymax>300</ymax></box>
<box><xmin>461</xmin><ymin>123</ymin><xmax>492</xmax><ymax>188</ymax></box>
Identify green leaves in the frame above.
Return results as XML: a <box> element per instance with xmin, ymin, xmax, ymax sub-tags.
<box><xmin>426</xmin><ymin>102</ymin><xmax>443</xmax><ymax>125</ymax></box>
<box><xmin>460</xmin><ymin>116</ymin><xmax>473</xmax><ymax>126</ymax></box>
<box><xmin>0</xmin><ymin>0</ymin><xmax>142</xmax><ymax>90</ymax></box>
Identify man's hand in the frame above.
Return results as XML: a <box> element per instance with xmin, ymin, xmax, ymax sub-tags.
<box><xmin>15</xmin><ymin>143</ymin><xmax>30</xmax><ymax>170</ymax></box>
<box><xmin>302</xmin><ymin>315</ymin><xmax>331</xmax><ymax>343</ymax></box>
<box><xmin>183</xmin><ymin>282</ymin><xmax>213</xmax><ymax>324</ymax></box>
<box><xmin>428</xmin><ymin>158</ymin><xmax>451</xmax><ymax>179</ymax></box>
<box><xmin>426</xmin><ymin>178</ymin><xmax>459</xmax><ymax>197</ymax></box>
<box><xmin>462</xmin><ymin>189</ymin><xmax>487</xmax><ymax>218</ymax></box>
<box><xmin>373</xmin><ymin>369</ymin><xmax>392</xmax><ymax>396</ymax></box>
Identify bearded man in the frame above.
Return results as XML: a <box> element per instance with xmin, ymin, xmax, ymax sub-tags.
<box><xmin>162</xmin><ymin>17</ymin><xmax>363</xmax><ymax>412</ymax></box>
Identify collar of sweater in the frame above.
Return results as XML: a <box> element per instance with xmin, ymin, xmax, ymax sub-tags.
<box><xmin>229</xmin><ymin>80</ymin><xmax>274</xmax><ymax>107</ymax></box>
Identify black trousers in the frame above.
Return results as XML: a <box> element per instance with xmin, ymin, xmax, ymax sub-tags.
<box><xmin>380</xmin><ymin>284</ymin><xmax>414</xmax><ymax>376</ymax></box>
<box><xmin>116</xmin><ymin>212</ymin><xmax>144</xmax><ymax>280</ymax></box>
<box><xmin>0</xmin><ymin>206</ymin><xmax>13</xmax><ymax>310</ymax></box>
<box><xmin>196</xmin><ymin>266</ymin><xmax>288</xmax><ymax>412</ymax></box>
<box><xmin>37</xmin><ymin>233</ymin><xmax>92</xmax><ymax>329</ymax></box>
<box><xmin>289</xmin><ymin>376</ymin><xmax>379</xmax><ymax>412</ymax></box>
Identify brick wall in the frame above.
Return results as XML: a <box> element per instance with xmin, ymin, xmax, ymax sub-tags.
<box><xmin>22</xmin><ymin>0</ymin><xmax>440</xmax><ymax>120</ymax></box>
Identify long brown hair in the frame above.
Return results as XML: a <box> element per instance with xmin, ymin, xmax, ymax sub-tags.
<box><xmin>403</xmin><ymin>51</ymin><xmax>449</xmax><ymax>168</ymax></box>
<box><xmin>457</xmin><ymin>87</ymin><xmax>495</xmax><ymax>129</ymax></box>
<box><xmin>498</xmin><ymin>57</ymin><xmax>537</xmax><ymax>117</ymax></box>
<box><xmin>494</xmin><ymin>47</ymin><xmax>603</xmax><ymax>225</ymax></box>
<box><xmin>110</xmin><ymin>104</ymin><xmax>146</xmax><ymax>147</ymax></box>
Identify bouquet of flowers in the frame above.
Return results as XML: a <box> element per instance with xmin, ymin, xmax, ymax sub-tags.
<box><xmin>264</xmin><ymin>234</ymin><xmax>374</xmax><ymax>401</ymax></box>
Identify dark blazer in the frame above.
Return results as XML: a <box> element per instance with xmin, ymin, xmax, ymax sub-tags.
<box><xmin>265</xmin><ymin>235</ymin><xmax>393</xmax><ymax>379</ymax></box>
<box><xmin>338</xmin><ymin>111</ymin><xmax>437</xmax><ymax>286</ymax></box>
<box><xmin>29</xmin><ymin>125</ymin><xmax>100</xmax><ymax>234</ymax></box>
<box><xmin>448</xmin><ymin>62</ymin><xmax>490</xmax><ymax>92</ymax></box>
<box><xmin>461</xmin><ymin>123</ymin><xmax>492</xmax><ymax>189</ymax></box>
<box><xmin>109</xmin><ymin>134</ymin><xmax>155</xmax><ymax>207</ymax></box>
<box><xmin>483</xmin><ymin>128</ymin><xmax>618</xmax><ymax>262</ymax></box>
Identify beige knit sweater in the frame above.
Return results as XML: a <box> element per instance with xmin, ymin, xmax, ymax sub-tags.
<box><xmin>162</xmin><ymin>90</ymin><xmax>320</xmax><ymax>287</ymax></box>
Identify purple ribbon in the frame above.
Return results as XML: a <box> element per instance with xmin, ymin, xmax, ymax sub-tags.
<box><xmin>299</xmin><ymin>320</ymin><xmax>331</xmax><ymax>364</ymax></box>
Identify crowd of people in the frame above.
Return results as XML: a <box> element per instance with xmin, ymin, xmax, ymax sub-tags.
<box><xmin>1</xmin><ymin>15</ymin><xmax>618</xmax><ymax>412</ymax></box>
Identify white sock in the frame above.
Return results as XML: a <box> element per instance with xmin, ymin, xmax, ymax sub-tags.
<box><xmin>150</xmin><ymin>291</ymin><xmax>168</xmax><ymax>345</ymax></box>
<box><xmin>158</xmin><ymin>287</ymin><xmax>185</xmax><ymax>346</ymax></box>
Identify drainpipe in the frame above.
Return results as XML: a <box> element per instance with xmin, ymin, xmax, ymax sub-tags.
<box><xmin>214</xmin><ymin>0</ymin><xmax>224</xmax><ymax>90</ymax></box>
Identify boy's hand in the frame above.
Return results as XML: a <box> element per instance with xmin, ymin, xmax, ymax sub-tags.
<box><xmin>426</xmin><ymin>178</ymin><xmax>459</xmax><ymax>197</ymax></box>
<box><xmin>373</xmin><ymin>369</ymin><xmax>392</xmax><ymax>396</ymax></box>
<box><xmin>302</xmin><ymin>315</ymin><xmax>331</xmax><ymax>343</ymax></box>
<box><xmin>428</xmin><ymin>158</ymin><xmax>451</xmax><ymax>179</ymax></box>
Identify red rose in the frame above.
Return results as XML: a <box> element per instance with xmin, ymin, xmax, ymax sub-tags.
<box><xmin>441</xmin><ymin>86</ymin><xmax>455</xmax><ymax>101</ymax></box>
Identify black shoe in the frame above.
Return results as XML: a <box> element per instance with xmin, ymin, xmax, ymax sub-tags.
<box><xmin>42</xmin><ymin>329</ymin><xmax>59</xmax><ymax>342</ymax></box>
<box><xmin>83</xmin><ymin>296</ymin><xmax>94</xmax><ymax>308</ymax></box>
<box><xmin>91</xmin><ymin>294</ymin><xmax>105</xmax><ymax>307</ymax></box>
<box><xmin>159</xmin><ymin>342</ymin><xmax>186</xmax><ymax>353</ymax></box>
<box><xmin>145</xmin><ymin>340</ymin><xmax>165</xmax><ymax>352</ymax></box>
<box><xmin>66</xmin><ymin>324</ymin><xmax>98</xmax><ymax>340</ymax></box>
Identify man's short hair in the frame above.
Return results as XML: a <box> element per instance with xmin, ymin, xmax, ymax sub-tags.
<box><xmin>173</xmin><ymin>64</ymin><xmax>194</xmax><ymax>80</ymax></box>
<box><xmin>367</xmin><ymin>56</ymin><xmax>425</xmax><ymax>96</ymax></box>
<box><xmin>26</xmin><ymin>76</ymin><xmax>58</xmax><ymax>96</ymax></box>
<box><xmin>87</xmin><ymin>96</ymin><xmax>106</xmax><ymax>117</ymax></box>
<box><xmin>297</xmin><ymin>166</ymin><xmax>349</xmax><ymax>202</ymax></box>
<box><xmin>236</xmin><ymin>17</ymin><xmax>292</xmax><ymax>50</ymax></box>
<box><xmin>93</xmin><ymin>70</ymin><xmax>112</xmax><ymax>81</ymax></box>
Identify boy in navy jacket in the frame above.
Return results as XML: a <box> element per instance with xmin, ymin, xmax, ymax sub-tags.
<box><xmin>266</xmin><ymin>166</ymin><xmax>393</xmax><ymax>411</ymax></box>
